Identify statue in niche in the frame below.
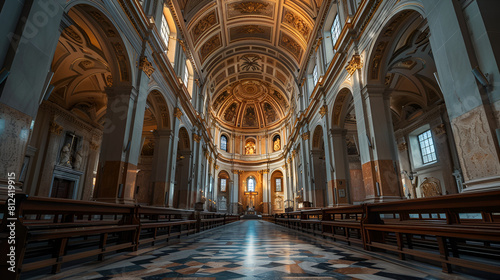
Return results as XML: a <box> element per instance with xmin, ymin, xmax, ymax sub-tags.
<box><xmin>245</xmin><ymin>140</ymin><xmax>256</xmax><ymax>155</ymax></box>
<box><xmin>59</xmin><ymin>143</ymin><xmax>72</xmax><ymax>167</ymax></box>
<box><xmin>73</xmin><ymin>150</ymin><xmax>83</xmax><ymax>170</ymax></box>
<box><xmin>273</xmin><ymin>137</ymin><xmax>281</xmax><ymax>152</ymax></box>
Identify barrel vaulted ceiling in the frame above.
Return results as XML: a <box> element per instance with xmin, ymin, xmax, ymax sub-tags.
<box><xmin>170</xmin><ymin>0</ymin><xmax>330</xmax><ymax>130</ymax></box>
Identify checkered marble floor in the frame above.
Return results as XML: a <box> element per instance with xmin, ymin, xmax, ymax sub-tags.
<box><xmin>40</xmin><ymin>220</ymin><xmax>475</xmax><ymax>280</ymax></box>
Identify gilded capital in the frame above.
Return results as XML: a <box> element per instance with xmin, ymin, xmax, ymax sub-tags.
<box><xmin>174</xmin><ymin>107</ymin><xmax>183</xmax><ymax>120</ymax></box>
<box><xmin>49</xmin><ymin>121</ymin><xmax>63</xmax><ymax>135</ymax></box>
<box><xmin>345</xmin><ymin>54</ymin><xmax>363</xmax><ymax>76</ymax></box>
<box><xmin>137</xmin><ymin>56</ymin><xmax>155</xmax><ymax>78</ymax></box>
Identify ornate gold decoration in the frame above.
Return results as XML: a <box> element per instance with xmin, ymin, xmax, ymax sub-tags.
<box><xmin>89</xmin><ymin>141</ymin><xmax>99</xmax><ymax>151</ymax></box>
<box><xmin>193</xmin><ymin>11</ymin><xmax>217</xmax><ymax>40</ymax></box>
<box><xmin>240</xmin><ymin>54</ymin><xmax>262</xmax><ymax>71</ymax></box>
<box><xmin>301</xmin><ymin>132</ymin><xmax>310</xmax><ymax>140</ymax></box>
<box><xmin>174</xmin><ymin>107</ymin><xmax>183</xmax><ymax>120</ymax></box>
<box><xmin>106</xmin><ymin>75</ymin><xmax>113</xmax><ymax>87</ymax></box>
<box><xmin>63</xmin><ymin>27</ymin><xmax>83</xmax><ymax>44</ymax></box>
<box><xmin>433</xmin><ymin>123</ymin><xmax>446</xmax><ymax>136</ymax></box>
<box><xmin>259</xmin><ymin>169</ymin><xmax>269</xmax><ymax>174</ymax></box>
<box><xmin>194</xmin><ymin>79</ymin><xmax>201</xmax><ymax>87</ymax></box>
<box><xmin>49</xmin><ymin>121</ymin><xmax>63</xmax><ymax>135</ymax></box>
<box><xmin>371</xmin><ymin>42</ymin><xmax>387</xmax><ymax>79</ymax></box>
<box><xmin>283</xmin><ymin>10</ymin><xmax>310</xmax><ymax>40</ymax></box>
<box><xmin>245</xmin><ymin>139</ymin><xmax>256</xmax><ymax>155</ymax></box>
<box><xmin>315</xmin><ymin>37</ymin><xmax>323</xmax><ymax>52</ymax></box>
<box><xmin>287</xmin><ymin>158</ymin><xmax>292</xmax><ymax>163</ymax></box>
<box><xmin>237</xmin><ymin>25</ymin><xmax>265</xmax><ymax>34</ymax></box>
<box><xmin>215</xmin><ymin>164</ymin><xmax>219</xmax><ymax>170</ymax></box>
<box><xmin>200</xmin><ymin>34</ymin><xmax>221</xmax><ymax>62</ymax></box>
<box><xmin>319</xmin><ymin>105</ymin><xmax>327</xmax><ymax>118</ymax></box>
<box><xmin>398</xmin><ymin>142</ymin><xmax>408</xmax><ymax>151</ymax></box>
<box><xmin>345</xmin><ymin>54</ymin><xmax>363</xmax><ymax>76</ymax></box>
<box><xmin>280</xmin><ymin>33</ymin><xmax>302</xmax><ymax>61</ymax></box>
<box><xmin>137</xmin><ymin>56</ymin><xmax>155</xmax><ymax>78</ymax></box>
<box><xmin>282</xmin><ymin>165</ymin><xmax>287</xmax><ymax>170</ymax></box>
<box><xmin>234</xmin><ymin>2</ymin><xmax>269</xmax><ymax>14</ymax></box>
<box><xmin>193</xmin><ymin>134</ymin><xmax>201</xmax><ymax>143</ymax></box>
<box><xmin>420</xmin><ymin>177</ymin><xmax>442</xmax><ymax>197</ymax></box>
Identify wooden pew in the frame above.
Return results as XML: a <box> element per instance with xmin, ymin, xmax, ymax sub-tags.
<box><xmin>0</xmin><ymin>194</ymin><xmax>138</xmax><ymax>279</ymax></box>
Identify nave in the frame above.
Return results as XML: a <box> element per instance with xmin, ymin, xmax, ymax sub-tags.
<box><xmin>28</xmin><ymin>220</ymin><xmax>476</xmax><ymax>280</ymax></box>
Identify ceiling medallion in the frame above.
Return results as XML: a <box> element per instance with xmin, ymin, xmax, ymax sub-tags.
<box><xmin>240</xmin><ymin>54</ymin><xmax>262</xmax><ymax>71</ymax></box>
<box><xmin>234</xmin><ymin>2</ymin><xmax>269</xmax><ymax>14</ymax></box>
<box><xmin>237</xmin><ymin>25</ymin><xmax>265</xmax><ymax>34</ymax></box>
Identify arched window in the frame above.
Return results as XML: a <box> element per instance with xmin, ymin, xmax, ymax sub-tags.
<box><xmin>220</xmin><ymin>135</ymin><xmax>227</xmax><ymax>151</ymax></box>
<box><xmin>160</xmin><ymin>13</ymin><xmax>170</xmax><ymax>49</ymax></box>
<box><xmin>247</xmin><ymin>176</ymin><xmax>256</xmax><ymax>192</ymax></box>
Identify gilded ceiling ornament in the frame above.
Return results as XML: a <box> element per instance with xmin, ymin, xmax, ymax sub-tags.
<box><xmin>234</xmin><ymin>2</ymin><xmax>269</xmax><ymax>14</ymax></box>
<box><xmin>63</xmin><ymin>27</ymin><xmax>83</xmax><ymax>44</ymax></box>
<box><xmin>283</xmin><ymin>10</ymin><xmax>310</xmax><ymax>40</ymax></box>
<box><xmin>174</xmin><ymin>107</ymin><xmax>183</xmax><ymax>120</ymax></box>
<box><xmin>237</xmin><ymin>25</ymin><xmax>265</xmax><ymax>34</ymax></box>
<box><xmin>137</xmin><ymin>56</ymin><xmax>155</xmax><ymax>78</ymax></box>
<box><xmin>280</xmin><ymin>33</ymin><xmax>302</xmax><ymax>60</ymax></box>
<box><xmin>240</xmin><ymin>54</ymin><xmax>262</xmax><ymax>71</ymax></box>
<box><xmin>200</xmin><ymin>34</ymin><xmax>221</xmax><ymax>61</ymax></box>
<box><xmin>105</xmin><ymin>75</ymin><xmax>113</xmax><ymax>87</ymax></box>
<box><xmin>193</xmin><ymin>11</ymin><xmax>217</xmax><ymax>40</ymax></box>
<box><xmin>319</xmin><ymin>105</ymin><xmax>327</xmax><ymax>118</ymax></box>
<box><xmin>49</xmin><ymin>121</ymin><xmax>63</xmax><ymax>135</ymax></box>
<box><xmin>194</xmin><ymin>134</ymin><xmax>201</xmax><ymax>143</ymax></box>
<box><xmin>301</xmin><ymin>131</ymin><xmax>310</xmax><ymax>140</ymax></box>
<box><xmin>345</xmin><ymin>54</ymin><xmax>363</xmax><ymax>76</ymax></box>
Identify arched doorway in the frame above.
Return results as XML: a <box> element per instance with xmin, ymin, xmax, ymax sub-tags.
<box><xmin>25</xmin><ymin>4</ymin><xmax>132</xmax><ymax>201</ymax></box>
<box><xmin>174</xmin><ymin>127</ymin><xmax>191</xmax><ymax>208</ymax></box>
<box><xmin>311</xmin><ymin>126</ymin><xmax>327</xmax><ymax>207</ymax></box>
<box><xmin>137</xmin><ymin>91</ymin><xmax>170</xmax><ymax>205</ymax></box>
<box><xmin>367</xmin><ymin>10</ymin><xmax>459</xmax><ymax>199</ymax></box>
<box><xmin>217</xmin><ymin>170</ymin><xmax>230</xmax><ymax>212</ymax></box>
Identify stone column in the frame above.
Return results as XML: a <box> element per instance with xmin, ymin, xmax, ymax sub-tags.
<box><xmin>82</xmin><ymin>140</ymin><xmax>100</xmax><ymax>200</ymax></box>
<box><xmin>151</xmin><ymin>129</ymin><xmax>171</xmax><ymax>206</ymax></box>
<box><xmin>261</xmin><ymin>169</ymin><xmax>269</xmax><ymax>214</ymax></box>
<box><xmin>330</xmin><ymin>128</ymin><xmax>350</xmax><ymax>205</ymax></box>
<box><xmin>300</xmin><ymin>130</ymin><xmax>313</xmax><ymax>205</ymax></box>
<box><xmin>95</xmin><ymin>85</ymin><xmax>146</xmax><ymax>204</ymax></box>
<box><xmin>190</xmin><ymin>132</ymin><xmax>202</xmax><ymax>209</ymax></box>
<box><xmin>423</xmin><ymin>0</ymin><xmax>500</xmax><ymax>191</ymax></box>
<box><xmin>231</xmin><ymin>170</ymin><xmax>240</xmax><ymax>214</ymax></box>
<box><xmin>353</xmin><ymin>84</ymin><xmax>402</xmax><ymax>203</ymax></box>
<box><xmin>37</xmin><ymin>120</ymin><xmax>63</xmax><ymax>197</ymax></box>
<box><xmin>166</xmin><ymin>108</ymin><xmax>181</xmax><ymax>207</ymax></box>
<box><xmin>322</xmin><ymin>115</ymin><xmax>335</xmax><ymax>207</ymax></box>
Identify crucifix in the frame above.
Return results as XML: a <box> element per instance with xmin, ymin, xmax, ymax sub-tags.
<box><xmin>244</xmin><ymin>191</ymin><xmax>258</xmax><ymax>210</ymax></box>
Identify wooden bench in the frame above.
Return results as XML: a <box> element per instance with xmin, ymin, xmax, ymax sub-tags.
<box><xmin>0</xmin><ymin>194</ymin><xmax>138</xmax><ymax>278</ymax></box>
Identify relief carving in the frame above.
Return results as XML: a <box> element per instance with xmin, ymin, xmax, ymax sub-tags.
<box><xmin>192</xmin><ymin>11</ymin><xmax>218</xmax><ymax>42</ymax></box>
<box><xmin>282</xmin><ymin>10</ymin><xmax>310</xmax><ymax>40</ymax></box>
<box><xmin>419</xmin><ymin>177</ymin><xmax>442</xmax><ymax>198</ymax></box>
<box><xmin>200</xmin><ymin>34</ymin><xmax>222</xmax><ymax>62</ymax></box>
<box><xmin>234</xmin><ymin>2</ymin><xmax>269</xmax><ymax>14</ymax></box>
<box><xmin>240</xmin><ymin>54</ymin><xmax>262</xmax><ymax>71</ymax></box>
<box><xmin>279</xmin><ymin>33</ymin><xmax>302</xmax><ymax>61</ymax></box>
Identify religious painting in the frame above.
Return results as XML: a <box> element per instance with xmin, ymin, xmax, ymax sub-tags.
<box><xmin>242</xmin><ymin>105</ymin><xmax>257</xmax><ymax>127</ymax></box>
<box><xmin>263</xmin><ymin>103</ymin><xmax>277</xmax><ymax>124</ymax></box>
<box><xmin>223</xmin><ymin>103</ymin><xmax>238</xmax><ymax>122</ymax></box>
<box><xmin>245</xmin><ymin>139</ymin><xmax>256</xmax><ymax>155</ymax></box>
<box><xmin>273</xmin><ymin>134</ymin><xmax>281</xmax><ymax>152</ymax></box>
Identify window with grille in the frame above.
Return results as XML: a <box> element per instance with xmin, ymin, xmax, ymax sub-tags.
<box><xmin>276</xmin><ymin>178</ymin><xmax>282</xmax><ymax>192</ymax></box>
<box><xmin>418</xmin><ymin>130</ymin><xmax>437</xmax><ymax>164</ymax></box>
<box><xmin>220</xmin><ymin>135</ymin><xmax>227</xmax><ymax>151</ymax></box>
<box><xmin>330</xmin><ymin>14</ymin><xmax>341</xmax><ymax>48</ymax></box>
<box><xmin>161</xmin><ymin>15</ymin><xmax>170</xmax><ymax>49</ymax></box>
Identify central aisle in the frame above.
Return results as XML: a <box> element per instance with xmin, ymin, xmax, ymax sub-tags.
<box><xmin>59</xmin><ymin>220</ymin><xmax>457</xmax><ymax>279</ymax></box>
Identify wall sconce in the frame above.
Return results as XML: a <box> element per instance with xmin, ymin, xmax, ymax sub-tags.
<box><xmin>401</xmin><ymin>170</ymin><xmax>417</xmax><ymax>181</ymax></box>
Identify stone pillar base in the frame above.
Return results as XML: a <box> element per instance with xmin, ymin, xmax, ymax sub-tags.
<box><xmin>463</xmin><ymin>176</ymin><xmax>500</xmax><ymax>193</ymax></box>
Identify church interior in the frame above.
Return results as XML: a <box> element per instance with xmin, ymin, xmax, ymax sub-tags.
<box><xmin>0</xmin><ymin>0</ymin><xmax>500</xmax><ymax>279</ymax></box>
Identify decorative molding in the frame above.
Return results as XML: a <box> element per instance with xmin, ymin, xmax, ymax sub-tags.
<box><xmin>398</xmin><ymin>142</ymin><xmax>408</xmax><ymax>152</ymax></box>
<box><xmin>89</xmin><ymin>141</ymin><xmax>100</xmax><ymax>151</ymax></box>
<box><xmin>319</xmin><ymin>105</ymin><xmax>327</xmax><ymax>118</ymax></box>
<box><xmin>49</xmin><ymin>121</ymin><xmax>63</xmax><ymax>135</ymax></box>
<box><xmin>346</xmin><ymin>54</ymin><xmax>363</xmax><ymax>76</ymax></box>
<box><xmin>314</xmin><ymin>37</ymin><xmax>323</xmax><ymax>52</ymax></box>
<box><xmin>301</xmin><ymin>131</ymin><xmax>310</xmax><ymax>140</ymax></box>
<box><xmin>433</xmin><ymin>123</ymin><xmax>446</xmax><ymax>136</ymax></box>
<box><xmin>174</xmin><ymin>107</ymin><xmax>183</xmax><ymax>120</ymax></box>
<box><xmin>259</xmin><ymin>169</ymin><xmax>269</xmax><ymax>174</ymax></box>
<box><xmin>137</xmin><ymin>56</ymin><xmax>155</xmax><ymax>78</ymax></box>
<box><xmin>193</xmin><ymin>134</ymin><xmax>201</xmax><ymax>143</ymax></box>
